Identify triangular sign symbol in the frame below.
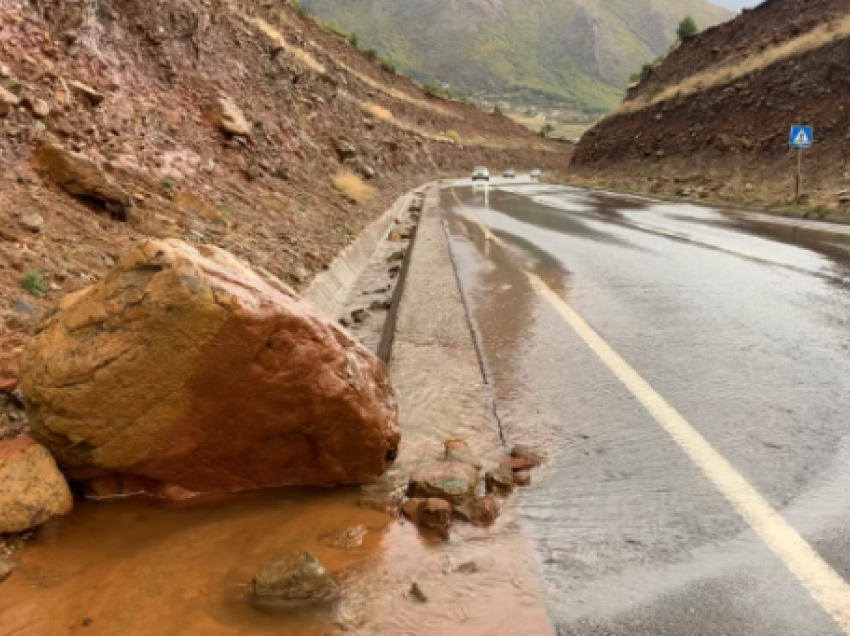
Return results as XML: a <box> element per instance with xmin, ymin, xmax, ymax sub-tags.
<box><xmin>795</xmin><ymin>130</ymin><xmax>810</xmax><ymax>144</ymax></box>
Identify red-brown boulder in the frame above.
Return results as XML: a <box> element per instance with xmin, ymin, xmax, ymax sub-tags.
<box><xmin>21</xmin><ymin>239</ymin><xmax>399</xmax><ymax>494</ymax></box>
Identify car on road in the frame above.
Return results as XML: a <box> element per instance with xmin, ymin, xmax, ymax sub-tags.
<box><xmin>472</xmin><ymin>166</ymin><xmax>490</xmax><ymax>181</ymax></box>
<box><xmin>531</xmin><ymin>169</ymin><xmax>542</xmax><ymax>180</ymax></box>
<box><xmin>503</xmin><ymin>169</ymin><xmax>516</xmax><ymax>178</ymax></box>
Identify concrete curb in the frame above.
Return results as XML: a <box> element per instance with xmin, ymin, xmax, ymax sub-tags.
<box><xmin>304</xmin><ymin>190</ymin><xmax>415</xmax><ymax>318</ymax></box>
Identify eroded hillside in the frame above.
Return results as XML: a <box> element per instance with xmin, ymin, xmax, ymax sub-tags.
<box><xmin>572</xmin><ymin>0</ymin><xmax>850</xmax><ymax>211</ymax></box>
<box><xmin>0</xmin><ymin>0</ymin><xmax>571</xmax><ymax>381</ymax></box>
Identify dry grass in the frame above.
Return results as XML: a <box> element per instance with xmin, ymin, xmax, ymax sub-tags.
<box><xmin>332</xmin><ymin>170</ymin><xmax>376</xmax><ymax>204</ymax></box>
<box><xmin>445</xmin><ymin>130</ymin><xmax>462</xmax><ymax>144</ymax></box>
<box><xmin>364</xmin><ymin>103</ymin><xmax>394</xmax><ymax>121</ymax></box>
<box><xmin>243</xmin><ymin>16</ymin><xmax>326</xmax><ymax>74</ymax></box>
<box><xmin>621</xmin><ymin>13</ymin><xmax>850</xmax><ymax>115</ymax></box>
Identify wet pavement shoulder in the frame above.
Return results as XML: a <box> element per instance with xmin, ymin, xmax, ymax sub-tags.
<box><xmin>382</xmin><ymin>181</ymin><xmax>556</xmax><ymax>636</ymax></box>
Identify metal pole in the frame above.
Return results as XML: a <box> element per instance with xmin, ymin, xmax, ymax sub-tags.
<box><xmin>796</xmin><ymin>147</ymin><xmax>802</xmax><ymax>203</ymax></box>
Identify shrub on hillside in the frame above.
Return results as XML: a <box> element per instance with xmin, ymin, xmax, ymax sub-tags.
<box><xmin>677</xmin><ymin>16</ymin><xmax>699</xmax><ymax>41</ymax></box>
<box><xmin>538</xmin><ymin>123</ymin><xmax>555</xmax><ymax>138</ymax></box>
<box><xmin>446</xmin><ymin>130</ymin><xmax>462</xmax><ymax>144</ymax></box>
<box><xmin>379</xmin><ymin>58</ymin><xmax>396</xmax><ymax>74</ymax></box>
<box><xmin>21</xmin><ymin>269</ymin><xmax>50</xmax><ymax>297</ymax></box>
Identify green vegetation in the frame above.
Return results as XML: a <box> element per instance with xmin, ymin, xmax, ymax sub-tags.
<box><xmin>299</xmin><ymin>0</ymin><xmax>732</xmax><ymax>114</ymax></box>
<box><xmin>290</xmin><ymin>0</ymin><xmax>308</xmax><ymax>17</ymax></box>
<box><xmin>325</xmin><ymin>22</ymin><xmax>348</xmax><ymax>39</ymax></box>
<box><xmin>423</xmin><ymin>83</ymin><xmax>451</xmax><ymax>99</ymax></box>
<box><xmin>446</xmin><ymin>130</ymin><xmax>462</xmax><ymax>144</ymax></box>
<box><xmin>21</xmin><ymin>269</ymin><xmax>50</xmax><ymax>297</ymax></box>
<box><xmin>630</xmin><ymin>62</ymin><xmax>655</xmax><ymax>84</ymax></box>
<box><xmin>538</xmin><ymin>123</ymin><xmax>555</xmax><ymax>138</ymax></box>
<box><xmin>362</xmin><ymin>47</ymin><xmax>378</xmax><ymax>61</ymax></box>
<box><xmin>379</xmin><ymin>57</ymin><xmax>396</xmax><ymax>74</ymax></box>
<box><xmin>677</xmin><ymin>16</ymin><xmax>699</xmax><ymax>41</ymax></box>
<box><xmin>348</xmin><ymin>33</ymin><xmax>359</xmax><ymax>46</ymax></box>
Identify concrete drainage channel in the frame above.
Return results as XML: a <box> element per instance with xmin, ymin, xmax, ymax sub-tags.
<box><xmin>304</xmin><ymin>186</ymin><xmax>425</xmax><ymax>362</ymax></box>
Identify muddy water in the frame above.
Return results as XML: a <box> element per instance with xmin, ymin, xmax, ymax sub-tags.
<box><xmin>1</xmin><ymin>488</ymin><xmax>388</xmax><ymax>635</ymax></box>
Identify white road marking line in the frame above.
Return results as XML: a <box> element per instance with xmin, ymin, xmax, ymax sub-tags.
<box><xmin>450</xmin><ymin>187</ymin><xmax>850</xmax><ymax>633</ymax></box>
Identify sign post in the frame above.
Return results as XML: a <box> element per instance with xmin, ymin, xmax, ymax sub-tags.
<box><xmin>789</xmin><ymin>125</ymin><xmax>813</xmax><ymax>203</ymax></box>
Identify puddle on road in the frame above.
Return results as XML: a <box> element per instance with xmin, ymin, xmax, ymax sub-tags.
<box><xmin>1</xmin><ymin>488</ymin><xmax>391</xmax><ymax>635</ymax></box>
<box><xmin>1</xmin><ymin>476</ymin><xmax>553</xmax><ymax>636</ymax></box>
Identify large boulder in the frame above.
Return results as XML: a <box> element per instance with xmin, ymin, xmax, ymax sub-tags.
<box><xmin>0</xmin><ymin>436</ymin><xmax>73</xmax><ymax>533</ymax></box>
<box><xmin>21</xmin><ymin>239</ymin><xmax>399</xmax><ymax>494</ymax></box>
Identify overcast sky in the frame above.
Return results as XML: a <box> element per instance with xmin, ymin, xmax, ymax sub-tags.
<box><xmin>712</xmin><ymin>0</ymin><xmax>761</xmax><ymax>9</ymax></box>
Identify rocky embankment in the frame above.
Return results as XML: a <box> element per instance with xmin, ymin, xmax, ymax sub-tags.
<box><xmin>571</xmin><ymin>0</ymin><xmax>850</xmax><ymax>212</ymax></box>
<box><xmin>0</xmin><ymin>0</ymin><xmax>571</xmax><ymax>547</ymax></box>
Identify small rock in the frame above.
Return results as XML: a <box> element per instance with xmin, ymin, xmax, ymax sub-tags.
<box><xmin>409</xmin><ymin>462</ymin><xmax>479</xmax><ymax>505</ymax></box>
<box><xmin>444</xmin><ymin>440</ymin><xmax>482</xmax><ymax>471</ymax></box>
<box><xmin>501</xmin><ymin>457</ymin><xmax>538</xmax><ymax>472</ymax></box>
<box><xmin>389</xmin><ymin>232</ymin><xmax>402</xmax><ymax>242</ymax></box>
<box><xmin>11</xmin><ymin>300</ymin><xmax>35</xmax><ymax>317</ymax></box>
<box><xmin>513</xmin><ymin>470</ymin><xmax>532</xmax><ymax>487</ymax></box>
<box><xmin>408</xmin><ymin>582</ymin><xmax>428</xmax><ymax>603</ymax></box>
<box><xmin>0</xmin><ymin>436</ymin><xmax>74</xmax><ymax>533</ymax></box>
<box><xmin>0</xmin><ymin>86</ymin><xmax>20</xmax><ymax>117</ymax></box>
<box><xmin>322</xmin><ymin>525</ymin><xmax>367</xmax><ymax>549</ymax></box>
<box><xmin>28</xmin><ymin>98</ymin><xmax>50</xmax><ymax>118</ymax></box>
<box><xmin>351</xmin><ymin>308</ymin><xmax>369</xmax><ymax>323</ymax></box>
<box><xmin>387</xmin><ymin>250</ymin><xmax>405</xmax><ymax>263</ymax></box>
<box><xmin>403</xmin><ymin>497</ymin><xmax>452</xmax><ymax>537</ymax></box>
<box><xmin>510</xmin><ymin>445</ymin><xmax>541</xmax><ymax>467</ymax></box>
<box><xmin>0</xmin><ymin>558</ymin><xmax>15</xmax><ymax>583</ymax></box>
<box><xmin>453</xmin><ymin>495</ymin><xmax>501</xmax><ymax>527</ymax></box>
<box><xmin>251</xmin><ymin>552</ymin><xmax>338</xmax><ymax>600</ymax></box>
<box><xmin>213</xmin><ymin>96</ymin><xmax>251</xmax><ymax>137</ymax></box>
<box><xmin>0</xmin><ymin>378</ymin><xmax>18</xmax><ymax>394</ymax></box>
<box><xmin>18</xmin><ymin>212</ymin><xmax>44</xmax><ymax>233</ymax></box>
<box><xmin>456</xmin><ymin>561</ymin><xmax>478</xmax><ymax>574</ymax></box>
<box><xmin>34</xmin><ymin>144</ymin><xmax>132</xmax><ymax>218</ymax></box>
<box><xmin>67</xmin><ymin>80</ymin><xmax>105</xmax><ymax>106</ymax></box>
<box><xmin>335</xmin><ymin>139</ymin><xmax>357</xmax><ymax>161</ymax></box>
<box><xmin>485</xmin><ymin>466</ymin><xmax>515</xmax><ymax>496</ymax></box>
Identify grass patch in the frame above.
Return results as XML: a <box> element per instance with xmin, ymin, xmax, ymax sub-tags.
<box><xmin>364</xmin><ymin>102</ymin><xmax>393</xmax><ymax>121</ymax></box>
<box><xmin>423</xmin><ymin>83</ymin><xmax>451</xmax><ymax>99</ymax></box>
<box><xmin>332</xmin><ymin>170</ymin><xmax>376</xmax><ymax>204</ymax></box>
<box><xmin>21</xmin><ymin>269</ymin><xmax>50</xmax><ymax>297</ymax></box>
<box><xmin>244</xmin><ymin>16</ymin><xmax>326</xmax><ymax>74</ymax></box>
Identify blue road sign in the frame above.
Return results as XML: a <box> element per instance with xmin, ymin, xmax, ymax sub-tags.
<box><xmin>790</xmin><ymin>126</ymin><xmax>813</xmax><ymax>148</ymax></box>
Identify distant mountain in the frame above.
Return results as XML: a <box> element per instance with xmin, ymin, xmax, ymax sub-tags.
<box><xmin>300</xmin><ymin>0</ymin><xmax>734</xmax><ymax>114</ymax></box>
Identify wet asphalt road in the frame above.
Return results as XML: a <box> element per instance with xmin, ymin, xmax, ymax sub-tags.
<box><xmin>441</xmin><ymin>178</ymin><xmax>850</xmax><ymax>635</ymax></box>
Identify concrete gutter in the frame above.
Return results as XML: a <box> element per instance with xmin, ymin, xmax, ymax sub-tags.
<box><xmin>304</xmin><ymin>190</ymin><xmax>414</xmax><ymax>318</ymax></box>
